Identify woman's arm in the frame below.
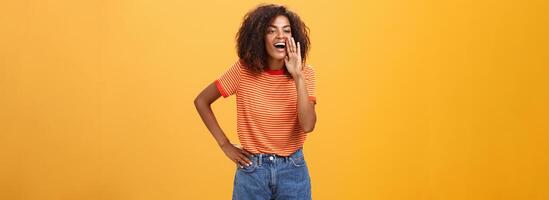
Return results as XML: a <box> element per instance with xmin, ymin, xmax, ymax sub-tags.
<box><xmin>194</xmin><ymin>82</ymin><xmax>253</xmax><ymax>167</ymax></box>
<box><xmin>293</xmin><ymin>74</ymin><xmax>317</xmax><ymax>133</ymax></box>
<box><xmin>285</xmin><ymin>37</ymin><xmax>317</xmax><ymax>133</ymax></box>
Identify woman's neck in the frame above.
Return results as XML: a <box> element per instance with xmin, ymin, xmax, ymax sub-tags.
<box><xmin>267</xmin><ymin>58</ymin><xmax>285</xmax><ymax>70</ymax></box>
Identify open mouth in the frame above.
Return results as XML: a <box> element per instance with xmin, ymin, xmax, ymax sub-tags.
<box><xmin>274</xmin><ymin>42</ymin><xmax>286</xmax><ymax>49</ymax></box>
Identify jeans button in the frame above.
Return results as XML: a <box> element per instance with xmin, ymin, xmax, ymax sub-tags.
<box><xmin>269</xmin><ymin>156</ymin><xmax>274</xmax><ymax>161</ymax></box>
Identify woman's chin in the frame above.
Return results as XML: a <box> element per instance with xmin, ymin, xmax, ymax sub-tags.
<box><xmin>273</xmin><ymin>54</ymin><xmax>286</xmax><ymax>60</ymax></box>
<box><xmin>268</xmin><ymin>56</ymin><xmax>285</xmax><ymax>61</ymax></box>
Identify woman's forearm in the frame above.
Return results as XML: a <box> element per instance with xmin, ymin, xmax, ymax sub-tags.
<box><xmin>293</xmin><ymin>73</ymin><xmax>316</xmax><ymax>133</ymax></box>
<box><xmin>194</xmin><ymin>99</ymin><xmax>230</xmax><ymax>147</ymax></box>
<box><xmin>194</xmin><ymin>83</ymin><xmax>231</xmax><ymax>147</ymax></box>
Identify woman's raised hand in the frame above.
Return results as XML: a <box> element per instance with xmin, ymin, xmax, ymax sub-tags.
<box><xmin>284</xmin><ymin>37</ymin><xmax>303</xmax><ymax>77</ymax></box>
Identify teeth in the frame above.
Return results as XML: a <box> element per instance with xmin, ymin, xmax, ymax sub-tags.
<box><xmin>274</xmin><ymin>42</ymin><xmax>286</xmax><ymax>48</ymax></box>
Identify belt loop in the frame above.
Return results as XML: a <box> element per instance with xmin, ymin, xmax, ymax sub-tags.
<box><xmin>258</xmin><ymin>154</ymin><xmax>262</xmax><ymax>166</ymax></box>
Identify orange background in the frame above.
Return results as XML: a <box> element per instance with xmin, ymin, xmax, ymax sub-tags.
<box><xmin>1</xmin><ymin>0</ymin><xmax>548</xmax><ymax>199</ymax></box>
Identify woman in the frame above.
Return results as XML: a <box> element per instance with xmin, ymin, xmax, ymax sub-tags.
<box><xmin>194</xmin><ymin>4</ymin><xmax>317</xmax><ymax>200</ymax></box>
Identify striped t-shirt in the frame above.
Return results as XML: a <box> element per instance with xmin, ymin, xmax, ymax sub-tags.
<box><xmin>215</xmin><ymin>59</ymin><xmax>316</xmax><ymax>156</ymax></box>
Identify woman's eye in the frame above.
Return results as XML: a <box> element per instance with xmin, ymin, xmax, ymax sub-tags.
<box><xmin>284</xmin><ymin>30</ymin><xmax>291</xmax><ymax>33</ymax></box>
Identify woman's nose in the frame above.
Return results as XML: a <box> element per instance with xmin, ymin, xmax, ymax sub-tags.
<box><xmin>276</xmin><ymin>30</ymin><xmax>285</xmax><ymax>38</ymax></box>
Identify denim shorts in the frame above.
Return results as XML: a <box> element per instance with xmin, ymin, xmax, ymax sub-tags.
<box><xmin>232</xmin><ymin>148</ymin><xmax>311</xmax><ymax>200</ymax></box>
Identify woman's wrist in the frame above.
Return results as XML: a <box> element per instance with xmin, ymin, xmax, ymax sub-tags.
<box><xmin>218</xmin><ymin>138</ymin><xmax>231</xmax><ymax>148</ymax></box>
<box><xmin>292</xmin><ymin>71</ymin><xmax>304</xmax><ymax>80</ymax></box>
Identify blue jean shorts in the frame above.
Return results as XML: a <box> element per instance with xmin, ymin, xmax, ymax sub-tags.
<box><xmin>232</xmin><ymin>148</ymin><xmax>311</xmax><ymax>200</ymax></box>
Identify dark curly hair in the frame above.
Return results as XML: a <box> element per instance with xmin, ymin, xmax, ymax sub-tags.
<box><xmin>236</xmin><ymin>4</ymin><xmax>310</xmax><ymax>73</ymax></box>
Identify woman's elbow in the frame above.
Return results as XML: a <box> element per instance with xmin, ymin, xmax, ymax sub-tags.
<box><xmin>303</xmin><ymin>125</ymin><xmax>315</xmax><ymax>133</ymax></box>
<box><xmin>194</xmin><ymin>96</ymin><xmax>205</xmax><ymax>109</ymax></box>
<box><xmin>302</xmin><ymin>118</ymin><xmax>316</xmax><ymax>133</ymax></box>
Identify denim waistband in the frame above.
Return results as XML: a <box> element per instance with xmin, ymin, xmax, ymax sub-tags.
<box><xmin>249</xmin><ymin>148</ymin><xmax>304</xmax><ymax>166</ymax></box>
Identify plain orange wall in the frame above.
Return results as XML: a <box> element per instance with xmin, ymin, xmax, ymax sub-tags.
<box><xmin>1</xmin><ymin>0</ymin><xmax>548</xmax><ymax>199</ymax></box>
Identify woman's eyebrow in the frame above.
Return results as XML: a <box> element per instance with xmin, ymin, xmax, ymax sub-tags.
<box><xmin>268</xmin><ymin>25</ymin><xmax>291</xmax><ymax>28</ymax></box>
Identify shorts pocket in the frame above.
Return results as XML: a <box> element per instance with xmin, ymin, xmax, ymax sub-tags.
<box><xmin>289</xmin><ymin>155</ymin><xmax>306</xmax><ymax>168</ymax></box>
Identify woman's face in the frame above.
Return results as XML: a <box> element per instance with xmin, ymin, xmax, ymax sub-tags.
<box><xmin>265</xmin><ymin>15</ymin><xmax>292</xmax><ymax>62</ymax></box>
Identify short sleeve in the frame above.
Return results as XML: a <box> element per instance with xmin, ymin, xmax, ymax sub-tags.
<box><xmin>303</xmin><ymin>65</ymin><xmax>317</xmax><ymax>104</ymax></box>
<box><xmin>215</xmin><ymin>60</ymin><xmax>243</xmax><ymax>98</ymax></box>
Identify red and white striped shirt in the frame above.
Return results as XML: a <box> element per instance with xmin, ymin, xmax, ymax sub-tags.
<box><xmin>215</xmin><ymin>59</ymin><xmax>316</xmax><ymax>156</ymax></box>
